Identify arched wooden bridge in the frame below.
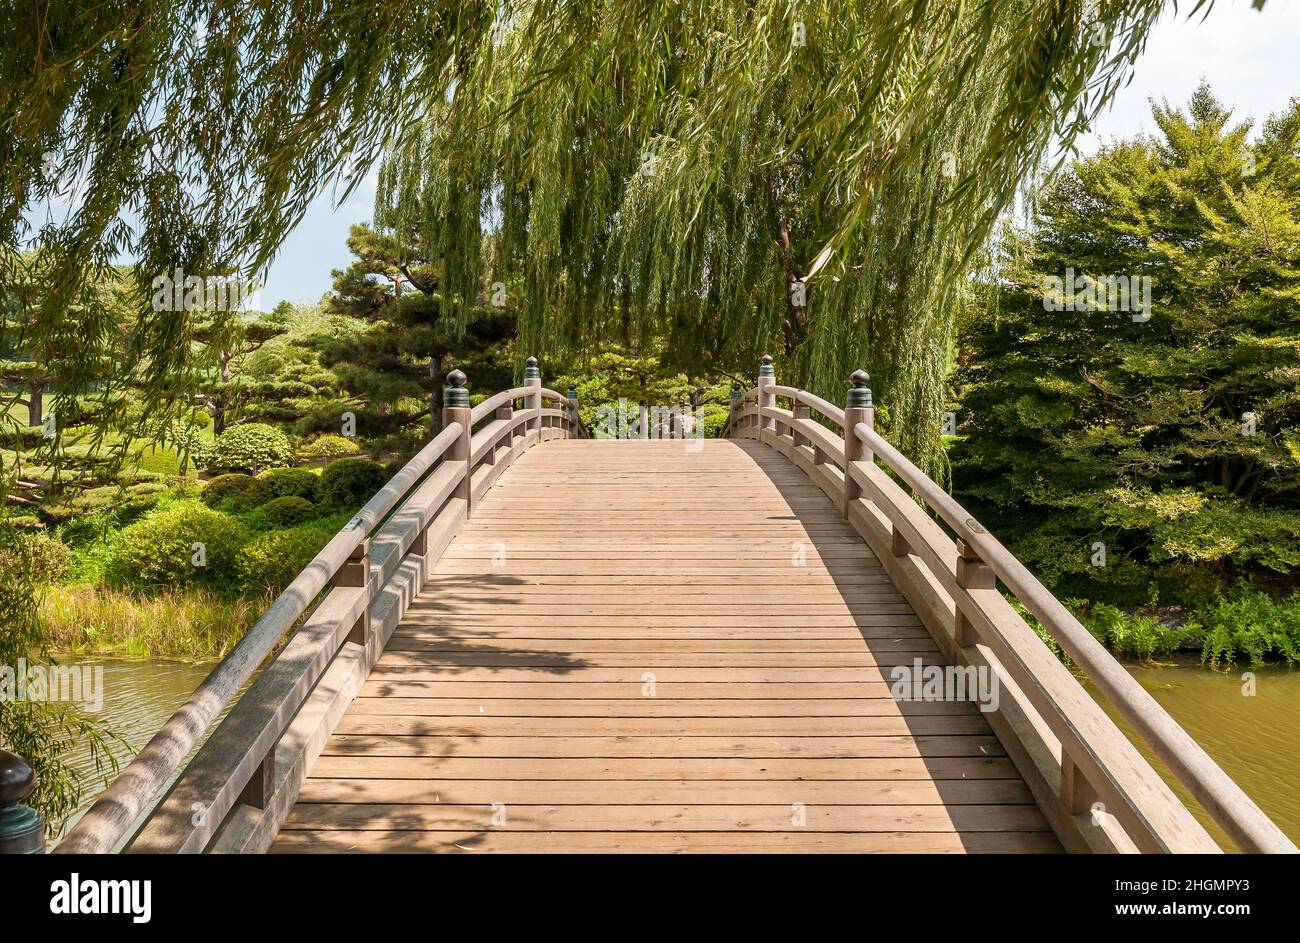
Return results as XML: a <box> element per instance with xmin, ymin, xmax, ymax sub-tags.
<box><xmin>49</xmin><ymin>358</ymin><xmax>1297</xmax><ymax>854</ymax></box>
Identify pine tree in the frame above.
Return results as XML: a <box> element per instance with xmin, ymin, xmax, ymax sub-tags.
<box><xmin>953</xmin><ymin>84</ymin><xmax>1300</xmax><ymax>603</ymax></box>
<box><xmin>318</xmin><ymin>224</ymin><xmax>515</xmax><ymax>439</ymax></box>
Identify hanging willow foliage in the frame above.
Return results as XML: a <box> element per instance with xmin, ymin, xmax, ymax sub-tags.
<box><xmin>373</xmin><ymin>0</ymin><xmax>1181</xmax><ymax>472</ymax></box>
<box><xmin>1</xmin><ymin>1</ymin><xmax>1234</xmax><ymax>474</ymax></box>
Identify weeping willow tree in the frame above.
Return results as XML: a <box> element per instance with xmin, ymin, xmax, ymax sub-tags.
<box><xmin>373</xmin><ymin>0</ymin><xmax>1182</xmax><ymax>470</ymax></box>
<box><xmin>3</xmin><ymin>0</ymin><xmax>1192</xmax><ymax>471</ymax></box>
<box><xmin>1</xmin><ymin>0</ymin><xmax>1251</xmax><ymax>823</ymax></box>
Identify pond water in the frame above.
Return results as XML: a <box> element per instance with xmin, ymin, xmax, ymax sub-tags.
<box><xmin>49</xmin><ymin>655</ymin><xmax>1300</xmax><ymax>849</ymax></box>
<box><xmin>53</xmin><ymin>657</ymin><xmax>224</xmax><ymax>843</ymax></box>
<box><xmin>1090</xmin><ymin>660</ymin><xmax>1300</xmax><ymax>849</ymax></box>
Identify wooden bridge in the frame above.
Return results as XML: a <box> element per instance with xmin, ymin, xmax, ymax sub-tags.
<box><xmin>36</xmin><ymin>358</ymin><xmax>1298</xmax><ymax>854</ymax></box>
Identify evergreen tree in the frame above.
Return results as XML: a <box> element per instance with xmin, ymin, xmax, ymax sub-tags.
<box><xmin>318</xmin><ymin>224</ymin><xmax>514</xmax><ymax>439</ymax></box>
<box><xmin>192</xmin><ymin>303</ymin><xmax>291</xmax><ymax>436</ymax></box>
<box><xmin>953</xmin><ymin>84</ymin><xmax>1300</xmax><ymax>603</ymax></box>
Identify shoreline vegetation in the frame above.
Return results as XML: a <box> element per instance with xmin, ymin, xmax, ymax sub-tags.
<box><xmin>37</xmin><ymin>585</ymin><xmax>266</xmax><ymax>662</ymax></box>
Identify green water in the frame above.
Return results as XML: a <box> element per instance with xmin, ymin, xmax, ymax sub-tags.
<box><xmin>1091</xmin><ymin>660</ymin><xmax>1300</xmax><ymax>849</ymax></box>
<box><xmin>53</xmin><ymin>657</ymin><xmax>219</xmax><ymax>842</ymax></box>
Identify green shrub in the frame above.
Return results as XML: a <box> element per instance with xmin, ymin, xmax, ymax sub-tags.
<box><xmin>261</xmin><ymin>495</ymin><xmax>319</xmax><ymax>526</ymax></box>
<box><xmin>198</xmin><ymin>423</ymin><xmax>295</xmax><ymax>473</ymax></box>
<box><xmin>318</xmin><ymin>457</ymin><xmax>387</xmax><ymax>510</ymax></box>
<box><xmin>1083</xmin><ymin>603</ymin><xmax>1190</xmax><ymax>662</ymax></box>
<box><xmin>111</xmin><ymin>503</ymin><xmax>248</xmax><ymax>590</ymax></box>
<box><xmin>1200</xmin><ymin>589</ymin><xmax>1300</xmax><ymax>669</ymax></box>
<box><xmin>299</xmin><ymin>434</ymin><xmax>360</xmax><ymax>459</ymax></box>
<box><xmin>235</xmin><ymin>518</ymin><xmax>343</xmax><ymax>594</ymax></box>
<box><xmin>256</xmin><ymin>466</ymin><xmax>319</xmax><ymax>502</ymax></box>
<box><xmin>699</xmin><ymin>404</ymin><xmax>731</xmax><ymax>438</ymax></box>
<box><xmin>0</xmin><ymin>531</ymin><xmax>69</xmax><ymax>583</ymax></box>
<box><xmin>201</xmin><ymin>473</ymin><xmax>271</xmax><ymax>510</ymax></box>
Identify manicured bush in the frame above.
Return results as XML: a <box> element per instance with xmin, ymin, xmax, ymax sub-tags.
<box><xmin>111</xmin><ymin>503</ymin><xmax>248</xmax><ymax>590</ymax></box>
<box><xmin>699</xmin><ymin>404</ymin><xmax>731</xmax><ymax>438</ymax></box>
<box><xmin>257</xmin><ymin>466</ymin><xmax>319</xmax><ymax>502</ymax></box>
<box><xmin>201</xmin><ymin>473</ymin><xmax>271</xmax><ymax>510</ymax></box>
<box><xmin>299</xmin><ymin>434</ymin><xmax>360</xmax><ymax>459</ymax></box>
<box><xmin>317</xmin><ymin>457</ymin><xmax>387</xmax><ymax>510</ymax></box>
<box><xmin>198</xmin><ymin>423</ymin><xmax>295</xmax><ymax>473</ymax></box>
<box><xmin>260</xmin><ymin>495</ymin><xmax>319</xmax><ymax>526</ymax></box>
<box><xmin>235</xmin><ymin>518</ymin><xmax>340</xmax><ymax>594</ymax></box>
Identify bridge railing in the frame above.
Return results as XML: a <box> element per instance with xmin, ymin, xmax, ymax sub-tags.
<box><xmin>726</xmin><ymin>356</ymin><xmax>1296</xmax><ymax>854</ymax></box>
<box><xmin>52</xmin><ymin>358</ymin><xmax>583</xmax><ymax>854</ymax></box>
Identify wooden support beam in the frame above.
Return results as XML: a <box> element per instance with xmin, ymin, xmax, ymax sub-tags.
<box><xmin>333</xmin><ymin>538</ymin><xmax>370</xmax><ymax>588</ymax></box>
<box><xmin>1061</xmin><ymin>752</ymin><xmax>1100</xmax><ymax>816</ymax></box>
<box><xmin>791</xmin><ymin>404</ymin><xmax>811</xmax><ymax>447</ymax></box>
<box><xmin>954</xmin><ymin>537</ymin><xmax>994</xmax><ymax>647</ymax></box>
<box><xmin>237</xmin><ymin>752</ymin><xmax>275</xmax><ymax>811</ymax></box>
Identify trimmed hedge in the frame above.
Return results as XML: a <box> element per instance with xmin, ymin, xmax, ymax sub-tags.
<box><xmin>257</xmin><ymin>466</ymin><xmax>319</xmax><ymax>502</ymax></box>
<box><xmin>0</xmin><ymin>531</ymin><xmax>69</xmax><ymax>583</ymax></box>
<box><xmin>318</xmin><ymin>457</ymin><xmax>387</xmax><ymax>510</ymax></box>
<box><xmin>299</xmin><ymin>434</ymin><xmax>360</xmax><ymax>459</ymax></box>
<box><xmin>235</xmin><ymin>518</ymin><xmax>341</xmax><ymax>594</ymax></box>
<box><xmin>201</xmin><ymin>473</ymin><xmax>271</xmax><ymax>510</ymax></box>
<box><xmin>198</xmin><ymin>423</ymin><xmax>295</xmax><ymax>473</ymax></box>
<box><xmin>111</xmin><ymin>503</ymin><xmax>248</xmax><ymax>590</ymax></box>
<box><xmin>260</xmin><ymin>495</ymin><xmax>318</xmax><ymax>526</ymax></box>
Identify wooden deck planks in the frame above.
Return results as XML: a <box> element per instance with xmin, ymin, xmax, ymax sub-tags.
<box><xmin>274</xmin><ymin>439</ymin><xmax>1058</xmax><ymax>854</ymax></box>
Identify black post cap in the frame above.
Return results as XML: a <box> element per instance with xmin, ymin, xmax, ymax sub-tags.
<box><xmin>0</xmin><ymin>750</ymin><xmax>42</xmax><ymax>854</ymax></box>
<box><xmin>846</xmin><ymin>369</ymin><xmax>873</xmax><ymax>408</ymax></box>
<box><xmin>0</xmin><ymin>750</ymin><xmax>35</xmax><ymax>807</ymax></box>
<box><xmin>443</xmin><ymin>368</ymin><xmax>469</xmax><ymax>407</ymax></box>
<box><xmin>758</xmin><ymin>354</ymin><xmax>775</xmax><ymax>377</ymax></box>
<box><xmin>524</xmin><ymin>356</ymin><xmax>540</xmax><ymax>379</ymax></box>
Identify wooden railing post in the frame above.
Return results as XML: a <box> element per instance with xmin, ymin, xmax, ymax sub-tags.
<box><xmin>1060</xmin><ymin>752</ymin><xmax>1101</xmax><ymax>816</ymax></box>
<box><xmin>954</xmin><ymin>537</ymin><xmax>994</xmax><ymax>647</ymax></box>
<box><xmin>444</xmin><ymin>368</ymin><xmax>473</xmax><ymax>513</ymax></box>
<box><xmin>757</xmin><ymin>354</ymin><xmax>775</xmax><ymax>433</ymax></box>
<box><xmin>524</xmin><ymin>356</ymin><xmax>542</xmax><ymax>438</ymax></box>
<box><xmin>238</xmin><ymin>751</ymin><xmax>275</xmax><ymax>810</ymax></box>
<box><xmin>791</xmin><ymin>403</ymin><xmax>811</xmax><ymax>448</ymax></box>
<box><xmin>841</xmin><ymin>369</ymin><xmax>873</xmax><ymax>513</ymax></box>
<box><xmin>334</xmin><ymin>536</ymin><xmax>371</xmax><ymax>645</ymax></box>
<box><xmin>567</xmin><ymin>386</ymin><xmax>579</xmax><ymax>438</ymax></box>
<box><xmin>498</xmin><ymin>401</ymin><xmax>517</xmax><ymax>451</ymax></box>
<box><xmin>0</xmin><ymin>750</ymin><xmax>43</xmax><ymax>854</ymax></box>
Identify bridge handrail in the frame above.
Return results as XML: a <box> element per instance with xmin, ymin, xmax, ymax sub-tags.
<box><xmin>769</xmin><ymin>384</ymin><xmax>844</xmax><ymax>427</ymax></box>
<box><xmin>54</xmin><ymin>422</ymin><xmax>464</xmax><ymax>853</ymax></box>
<box><xmin>469</xmin><ymin>385</ymin><xmax>574</xmax><ymax>424</ymax></box>
<box><xmin>852</xmin><ymin>419</ymin><xmax>1297</xmax><ymax>855</ymax></box>
<box><xmin>727</xmin><ymin>361</ymin><xmax>1296</xmax><ymax>854</ymax></box>
<box><xmin>56</xmin><ymin>363</ymin><xmax>584</xmax><ymax>854</ymax></box>
<box><xmin>470</xmin><ymin>386</ymin><xmax>528</xmax><ymax>423</ymax></box>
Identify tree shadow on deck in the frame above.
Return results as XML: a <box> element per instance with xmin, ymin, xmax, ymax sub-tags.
<box><xmin>741</xmin><ymin>441</ymin><xmax>1055</xmax><ymax>853</ymax></box>
<box><xmin>284</xmin><ymin>572</ymin><xmax>601</xmax><ymax>853</ymax></box>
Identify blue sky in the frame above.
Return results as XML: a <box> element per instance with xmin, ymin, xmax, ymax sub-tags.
<box><xmin>258</xmin><ymin>2</ymin><xmax>1300</xmax><ymax>309</ymax></box>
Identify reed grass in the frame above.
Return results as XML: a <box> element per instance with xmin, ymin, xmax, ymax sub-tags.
<box><xmin>38</xmin><ymin>585</ymin><xmax>266</xmax><ymax>660</ymax></box>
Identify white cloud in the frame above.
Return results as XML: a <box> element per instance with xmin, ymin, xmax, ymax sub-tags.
<box><xmin>1077</xmin><ymin>1</ymin><xmax>1300</xmax><ymax>152</ymax></box>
